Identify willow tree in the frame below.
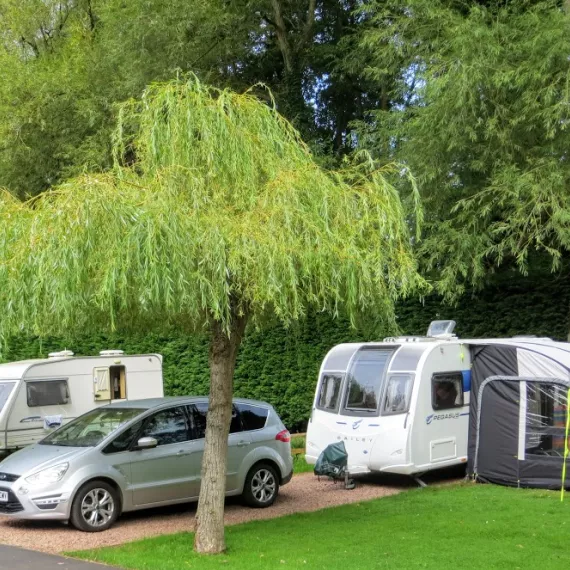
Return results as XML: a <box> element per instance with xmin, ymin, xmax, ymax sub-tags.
<box><xmin>0</xmin><ymin>77</ymin><xmax>425</xmax><ymax>553</ymax></box>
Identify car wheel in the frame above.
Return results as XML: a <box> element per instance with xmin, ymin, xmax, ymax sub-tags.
<box><xmin>242</xmin><ymin>463</ymin><xmax>279</xmax><ymax>508</ymax></box>
<box><xmin>70</xmin><ymin>480</ymin><xmax>120</xmax><ymax>532</ymax></box>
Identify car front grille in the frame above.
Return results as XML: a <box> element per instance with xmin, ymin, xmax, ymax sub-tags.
<box><xmin>0</xmin><ymin>488</ymin><xmax>24</xmax><ymax>514</ymax></box>
<box><xmin>0</xmin><ymin>473</ymin><xmax>20</xmax><ymax>483</ymax></box>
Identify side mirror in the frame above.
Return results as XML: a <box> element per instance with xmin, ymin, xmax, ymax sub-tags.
<box><xmin>135</xmin><ymin>436</ymin><xmax>158</xmax><ymax>450</ymax></box>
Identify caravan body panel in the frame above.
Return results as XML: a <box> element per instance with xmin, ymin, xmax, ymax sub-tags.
<box><xmin>306</xmin><ymin>340</ymin><xmax>471</xmax><ymax>475</ymax></box>
<box><xmin>0</xmin><ymin>353</ymin><xmax>163</xmax><ymax>452</ymax></box>
<box><xmin>408</xmin><ymin>343</ymin><xmax>470</xmax><ymax>473</ymax></box>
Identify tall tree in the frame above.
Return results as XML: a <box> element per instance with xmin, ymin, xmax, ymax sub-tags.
<box><xmin>0</xmin><ymin>77</ymin><xmax>425</xmax><ymax>552</ymax></box>
<box><xmin>0</xmin><ymin>0</ymin><xmax>385</xmax><ymax>197</ymax></box>
<box><xmin>355</xmin><ymin>0</ymin><xmax>570</xmax><ymax>303</ymax></box>
<box><xmin>0</xmin><ymin>0</ymin><xmax>249</xmax><ymax>197</ymax></box>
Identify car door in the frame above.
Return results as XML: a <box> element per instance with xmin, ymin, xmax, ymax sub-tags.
<box><xmin>189</xmin><ymin>403</ymin><xmax>251</xmax><ymax>494</ymax></box>
<box><xmin>130</xmin><ymin>405</ymin><xmax>197</xmax><ymax>506</ymax></box>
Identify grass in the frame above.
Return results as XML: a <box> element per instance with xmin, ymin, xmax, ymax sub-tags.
<box><xmin>70</xmin><ymin>484</ymin><xmax>570</xmax><ymax>569</ymax></box>
<box><xmin>290</xmin><ymin>435</ymin><xmax>306</xmax><ymax>450</ymax></box>
<box><xmin>292</xmin><ymin>453</ymin><xmax>313</xmax><ymax>474</ymax></box>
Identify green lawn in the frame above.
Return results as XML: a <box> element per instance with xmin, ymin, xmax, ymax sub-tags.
<box><xmin>71</xmin><ymin>484</ymin><xmax>570</xmax><ymax>569</ymax></box>
<box><xmin>292</xmin><ymin>452</ymin><xmax>313</xmax><ymax>474</ymax></box>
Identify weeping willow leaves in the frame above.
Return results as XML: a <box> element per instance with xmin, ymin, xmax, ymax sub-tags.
<box><xmin>0</xmin><ymin>77</ymin><xmax>426</xmax><ymax>341</ymax></box>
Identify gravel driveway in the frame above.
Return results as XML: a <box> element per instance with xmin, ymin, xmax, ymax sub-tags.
<box><xmin>0</xmin><ymin>471</ymin><xmax>460</xmax><ymax>554</ymax></box>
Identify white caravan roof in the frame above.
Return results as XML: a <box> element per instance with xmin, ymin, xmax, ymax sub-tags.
<box><xmin>0</xmin><ymin>360</ymin><xmax>45</xmax><ymax>380</ymax></box>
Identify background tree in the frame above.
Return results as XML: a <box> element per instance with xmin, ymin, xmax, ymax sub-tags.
<box><xmin>0</xmin><ymin>0</ymin><xmax>240</xmax><ymax>197</ymax></box>
<box><xmin>0</xmin><ymin>77</ymin><xmax>425</xmax><ymax>553</ymax></box>
<box><xmin>354</xmin><ymin>0</ymin><xmax>570</xmax><ymax>306</ymax></box>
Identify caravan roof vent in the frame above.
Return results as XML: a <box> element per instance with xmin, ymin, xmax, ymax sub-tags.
<box><xmin>383</xmin><ymin>335</ymin><xmax>430</xmax><ymax>343</ymax></box>
<box><xmin>48</xmin><ymin>350</ymin><xmax>75</xmax><ymax>359</ymax></box>
<box><xmin>427</xmin><ymin>320</ymin><xmax>457</xmax><ymax>339</ymax></box>
<box><xmin>100</xmin><ymin>350</ymin><xmax>124</xmax><ymax>357</ymax></box>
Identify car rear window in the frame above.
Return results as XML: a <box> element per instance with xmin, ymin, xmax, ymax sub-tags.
<box><xmin>191</xmin><ymin>403</ymin><xmax>243</xmax><ymax>438</ymax></box>
<box><xmin>237</xmin><ymin>403</ymin><xmax>269</xmax><ymax>431</ymax></box>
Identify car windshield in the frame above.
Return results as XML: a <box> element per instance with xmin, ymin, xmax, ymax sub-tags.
<box><xmin>0</xmin><ymin>381</ymin><xmax>16</xmax><ymax>413</ymax></box>
<box><xmin>40</xmin><ymin>407</ymin><xmax>145</xmax><ymax>447</ymax></box>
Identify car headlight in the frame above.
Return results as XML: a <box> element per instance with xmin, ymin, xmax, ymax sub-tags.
<box><xmin>25</xmin><ymin>463</ymin><xmax>69</xmax><ymax>486</ymax></box>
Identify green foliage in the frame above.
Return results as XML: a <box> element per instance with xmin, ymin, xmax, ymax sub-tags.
<box><xmin>4</xmin><ymin>265</ymin><xmax>568</xmax><ymax>430</ymax></box>
<box><xmin>356</xmin><ymin>0</ymin><xmax>570</xmax><ymax>299</ymax></box>
<box><xmin>71</xmin><ymin>484</ymin><xmax>570</xmax><ymax>569</ymax></box>
<box><xmin>0</xmin><ymin>0</ymin><xmax>253</xmax><ymax>197</ymax></box>
<box><xmin>292</xmin><ymin>454</ymin><xmax>313</xmax><ymax>474</ymax></box>
<box><xmin>0</xmin><ymin>0</ymin><xmax>384</xmax><ymax>197</ymax></box>
<box><xmin>0</xmin><ymin>77</ymin><xmax>424</xmax><ymax>341</ymax></box>
<box><xmin>290</xmin><ymin>435</ymin><xmax>306</xmax><ymax>449</ymax></box>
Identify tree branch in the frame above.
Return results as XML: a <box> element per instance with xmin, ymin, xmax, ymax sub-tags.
<box><xmin>86</xmin><ymin>0</ymin><xmax>97</xmax><ymax>31</ymax></box>
<box><xmin>58</xmin><ymin>2</ymin><xmax>71</xmax><ymax>32</ymax></box>
<box><xmin>20</xmin><ymin>36</ymin><xmax>39</xmax><ymax>57</ymax></box>
<box><xmin>270</xmin><ymin>0</ymin><xmax>294</xmax><ymax>74</ymax></box>
<box><xmin>299</xmin><ymin>0</ymin><xmax>317</xmax><ymax>49</ymax></box>
<box><xmin>261</xmin><ymin>13</ymin><xmax>277</xmax><ymax>28</ymax></box>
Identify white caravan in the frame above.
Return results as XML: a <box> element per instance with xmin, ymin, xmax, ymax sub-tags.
<box><xmin>0</xmin><ymin>350</ymin><xmax>163</xmax><ymax>453</ymax></box>
<box><xmin>305</xmin><ymin>320</ymin><xmax>569</xmax><ymax>483</ymax></box>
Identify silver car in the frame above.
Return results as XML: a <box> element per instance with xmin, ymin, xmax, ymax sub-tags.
<box><xmin>0</xmin><ymin>397</ymin><xmax>293</xmax><ymax>531</ymax></box>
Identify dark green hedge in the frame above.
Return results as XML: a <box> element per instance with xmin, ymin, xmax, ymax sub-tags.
<box><xmin>3</xmin><ymin>267</ymin><xmax>569</xmax><ymax>431</ymax></box>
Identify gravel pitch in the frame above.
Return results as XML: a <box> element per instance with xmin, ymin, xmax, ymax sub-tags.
<box><xmin>0</xmin><ymin>471</ymin><xmax>458</xmax><ymax>554</ymax></box>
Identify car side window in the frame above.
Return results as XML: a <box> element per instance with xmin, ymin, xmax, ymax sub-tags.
<box><xmin>190</xmin><ymin>403</ymin><xmax>243</xmax><ymax>439</ymax></box>
<box><xmin>139</xmin><ymin>406</ymin><xmax>191</xmax><ymax>446</ymax></box>
<box><xmin>236</xmin><ymin>403</ymin><xmax>269</xmax><ymax>431</ymax></box>
<box><xmin>103</xmin><ymin>421</ymin><xmax>142</xmax><ymax>454</ymax></box>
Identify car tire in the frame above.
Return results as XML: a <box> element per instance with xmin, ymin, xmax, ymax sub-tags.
<box><xmin>70</xmin><ymin>480</ymin><xmax>120</xmax><ymax>532</ymax></box>
<box><xmin>242</xmin><ymin>463</ymin><xmax>280</xmax><ymax>508</ymax></box>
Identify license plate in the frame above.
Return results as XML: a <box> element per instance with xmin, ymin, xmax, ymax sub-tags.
<box><xmin>0</xmin><ymin>491</ymin><xmax>8</xmax><ymax>502</ymax></box>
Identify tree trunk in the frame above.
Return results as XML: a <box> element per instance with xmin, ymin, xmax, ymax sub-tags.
<box><xmin>194</xmin><ymin>305</ymin><xmax>248</xmax><ymax>554</ymax></box>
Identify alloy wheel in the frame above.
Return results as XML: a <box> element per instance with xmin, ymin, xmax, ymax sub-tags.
<box><xmin>251</xmin><ymin>468</ymin><xmax>277</xmax><ymax>503</ymax></box>
<box><xmin>80</xmin><ymin>488</ymin><xmax>115</xmax><ymax>528</ymax></box>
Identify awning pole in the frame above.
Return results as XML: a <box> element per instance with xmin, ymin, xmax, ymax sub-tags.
<box><xmin>560</xmin><ymin>388</ymin><xmax>570</xmax><ymax>502</ymax></box>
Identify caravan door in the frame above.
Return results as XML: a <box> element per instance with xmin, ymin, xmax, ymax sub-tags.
<box><xmin>411</xmin><ymin>344</ymin><xmax>470</xmax><ymax>472</ymax></box>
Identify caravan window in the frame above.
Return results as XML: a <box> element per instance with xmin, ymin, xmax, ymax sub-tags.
<box><xmin>343</xmin><ymin>348</ymin><xmax>394</xmax><ymax>414</ymax></box>
<box><xmin>0</xmin><ymin>381</ymin><xmax>15</xmax><ymax>412</ymax></box>
<box><xmin>317</xmin><ymin>374</ymin><xmax>343</xmax><ymax>412</ymax></box>
<box><xmin>525</xmin><ymin>383</ymin><xmax>568</xmax><ymax>457</ymax></box>
<box><xmin>432</xmin><ymin>372</ymin><xmax>463</xmax><ymax>410</ymax></box>
<box><xmin>27</xmin><ymin>379</ymin><xmax>69</xmax><ymax>407</ymax></box>
<box><xmin>382</xmin><ymin>375</ymin><xmax>413</xmax><ymax>415</ymax></box>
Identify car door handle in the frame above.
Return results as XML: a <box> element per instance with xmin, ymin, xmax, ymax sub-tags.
<box><xmin>237</xmin><ymin>440</ymin><xmax>251</xmax><ymax>447</ymax></box>
<box><xmin>21</xmin><ymin>416</ymin><xmax>42</xmax><ymax>423</ymax></box>
<box><xmin>176</xmin><ymin>450</ymin><xmax>192</xmax><ymax>456</ymax></box>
